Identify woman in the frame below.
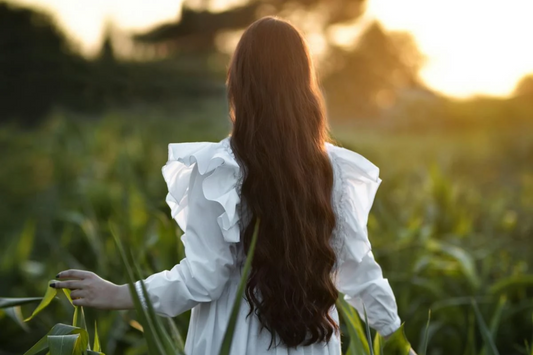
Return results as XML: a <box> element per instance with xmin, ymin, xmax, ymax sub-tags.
<box><xmin>53</xmin><ymin>16</ymin><xmax>416</xmax><ymax>355</ymax></box>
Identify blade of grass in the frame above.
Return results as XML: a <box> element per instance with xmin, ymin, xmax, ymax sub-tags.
<box><xmin>0</xmin><ymin>297</ymin><xmax>43</xmax><ymax>309</ymax></box>
<box><xmin>167</xmin><ymin>318</ymin><xmax>185</xmax><ymax>350</ymax></box>
<box><xmin>363</xmin><ymin>304</ymin><xmax>375</xmax><ymax>355</ymax></box>
<box><xmin>382</xmin><ymin>324</ymin><xmax>411</xmax><ymax>355</ymax></box>
<box><xmin>48</xmin><ymin>334</ymin><xmax>81</xmax><ymax>355</ymax></box>
<box><xmin>480</xmin><ymin>296</ymin><xmax>506</xmax><ymax>355</ymax></box>
<box><xmin>463</xmin><ymin>309</ymin><xmax>476</xmax><ymax>355</ymax></box>
<box><xmin>62</xmin><ymin>288</ymin><xmax>88</xmax><ymax>340</ymax></box>
<box><xmin>524</xmin><ymin>340</ymin><xmax>531</xmax><ymax>355</ymax></box>
<box><xmin>23</xmin><ymin>323</ymin><xmax>85</xmax><ymax>355</ymax></box>
<box><xmin>93</xmin><ymin>321</ymin><xmax>101</xmax><ymax>352</ymax></box>
<box><xmin>420</xmin><ymin>309</ymin><xmax>431</xmax><ymax>355</ymax></box>
<box><xmin>132</xmin><ymin>256</ymin><xmax>181</xmax><ymax>354</ymax></box>
<box><xmin>373</xmin><ymin>332</ymin><xmax>384</xmax><ymax>355</ymax></box>
<box><xmin>219</xmin><ymin>219</ymin><xmax>260</xmax><ymax>355</ymax></box>
<box><xmin>530</xmin><ymin>313</ymin><xmax>533</xmax><ymax>355</ymax></box>
<box><xmin>471</xmin><ymin>298</ymin><xmax>500</xmax><ymax>355</ymax></box>
<box><xmin>24</xmin><ymin>281</ymin><xmax>58</xmax><ymax>322</ymax></box>
<box><xmin>336</xmin><ymin>297</ymin><xmax>369</xmax><ymax>355</ymax></box>
<box><xmin>4</xmin><ymin>306</ymin><xmax>30</xmax><ymax>332</ymax></box>
<box><xmin>110</xmin><ymin>221</ymin><xmax>167</xmax><ymax>355</ymax></box>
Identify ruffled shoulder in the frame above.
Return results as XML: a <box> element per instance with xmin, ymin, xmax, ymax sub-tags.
<box><xmin>162</xmin><ymin>137</ymin><xmax>242</xmax><ymax>243</ymax></box>
<box><xmin>326</xmin><ymin>143</ymin><xmax>382</xmax><ymax>264</ymax></box>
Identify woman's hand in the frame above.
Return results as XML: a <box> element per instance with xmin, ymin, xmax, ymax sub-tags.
<box><xmin>52</xmin><ymin>269</ymin><xmax>134</xmax><ymax>310</ymax></box>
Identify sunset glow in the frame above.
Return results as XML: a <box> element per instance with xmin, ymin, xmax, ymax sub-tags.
<box><xmin>9</xmin><ymin>0</ymin><xmax>533</xmax><ymax>98</ymax></box>
<box><xmin>366</xmin><ymin>0</ymin><xmax>533</xmax><ymax>97</ymax></box>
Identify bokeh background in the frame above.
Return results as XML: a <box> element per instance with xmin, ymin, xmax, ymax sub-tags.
<box><xmin>1</xmin><ymin>0</ymin><xmax>532</xmax><ymax>354</ymax></box>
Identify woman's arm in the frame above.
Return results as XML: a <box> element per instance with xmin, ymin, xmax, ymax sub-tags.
<box><xmin>54</xmin><ymin>164</ymin><xmax>236</xmax><ymax>315</ymax></box>
<box><xmin>336</xmin><ymin>250</ymin><xmax>401</xmax><ymax>337</ymax></box>
<box><xmin>336</xmin><ymin>251</ymin><xmax>418</xmax><ymax>354</ymax></box>
<box><xmin>52</xmin><ymin>270</ymin><xmax>134</xmax><ymax>310</ymax></box>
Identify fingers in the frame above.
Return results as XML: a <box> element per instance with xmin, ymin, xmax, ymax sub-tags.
<box><xmin>72</xmin><ymin>298</ymin><xmax>89</xmax><ymax>307</ymax></box>
<box><xmin>70</xmin><ymin>289</ymin><xmax>86</xmax><ymax>299</ymax></box>
<box><xmin>51</xmin><ymin>280</ymin><xmax>84</xmax><ymax>290</ymax></box>
<box><xmin>56</xmin><ymin>269</ymin><xmax>94</xmax><ymax>280</ymax></box>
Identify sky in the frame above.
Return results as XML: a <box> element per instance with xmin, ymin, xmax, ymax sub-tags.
<box><xmin>8</xmin><ymin>0</ymin><xmax>533</xmax><ymax>98</ymax></box>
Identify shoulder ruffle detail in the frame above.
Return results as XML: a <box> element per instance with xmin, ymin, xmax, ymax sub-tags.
<box><xmin>326</xmin><ymin>143</ymin><xmax>382</xmax><ymax>264</ymax></box>
<box><xmin>162</xmin><ymin>137</ymin><xmax>242</xmax><ymax>243</ymax></box>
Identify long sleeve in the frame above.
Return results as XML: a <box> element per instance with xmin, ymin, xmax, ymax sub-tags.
<box><xmin>327</xmin><ymin>143</ymin><xmax>401</xmax><ymax>337</ymax></box>
<box><xmin>335</xmin><ymin>250</ymin><xmax>401</xmax><ymax>336</ymax></box>
<box><xmin>135</xmin><ymin>164</ymin><xmax>236</xmax><ymax>317</ymax></box>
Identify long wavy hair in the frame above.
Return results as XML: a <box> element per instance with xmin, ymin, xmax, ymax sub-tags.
<box><xmin>227</xmin><ymin>17</ymin><xmax>339</xmax><ymax>348</ymax></box>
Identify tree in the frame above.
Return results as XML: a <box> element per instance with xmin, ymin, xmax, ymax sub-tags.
<box><xmin>0</xmin><ymin>3</ymin><xmax>83</xmax><ymax>124</ymax></box>
<box><xmin>134</xmin><ymin>0</ymin><xmax>367</xmax><ymax>54</ymax></box>
<box><xmin>323</xmin><ymin>22</ymin><xmax>425</xmax><ymax>119</ymax></box>
<box><xmin>132</xmin><ymin>2</ymin><xmax>426</xmax><ymax>120</ymax></box>
<box><xmin>514</xmin><ymin>75</ymin><xmax>533</xmax><ymax>98</ymax></box>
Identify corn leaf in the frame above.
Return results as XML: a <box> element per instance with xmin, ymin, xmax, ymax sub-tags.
<box><xmin>373</xmin><ymin>332</ymin><xmax>384</xmax><ymax>355</ymax></box>
<box><xmin>382</xmin><ymin>323</ymin><xmax>411</xmax><ymax>355</ymax></box>
<box><xmin>531</xmin><ymin>313</ymin><xmax>533</xmax><ymax>355</ymax></box>
<box><xmin>62</xmin><ymin>288</ymin><xmax>74</xmax><ymax>305</ymax></box>
<box><xmin>219</xmin><ymin>219</ymin><xmax>260</xmax><ymax>355</ymax></box>
<box><xmin>24</xmin><ymin>324</ymin><xmax>85</xmax><ymax>355</ymax></box>
<box><xmin>4</xmin><ymin>306</ymin><xmax>30</xmax><ymax>332</ymax></box>
<box><xmin>110</xmin><ymin>221</ymin><xmax>169</xmax><ymax>355</ymax></box>
<box><xmin>133</xmin><ymin>258</ymin><xmax>179</xmax><ymax>354</ymax></box>
<box><xmin>420</xmin><ymin>309</ymin><xmax>431</xmax><ymax>355</ymax></box>
<box><xmin>167</xmin><ymin>318</ymin><xmax>185</xmax><ymax>350</ymax></box>
<box><xmin>427</xmin><ymin>240</ymin><xmax>479</xmax><ymax>290</ymax></box>
<box><xmin>363</xmin><ymin>304</ymin><xmax>375</xmax><ymax>355</ymax></box>
<box><xmin>489</xmin><ymin>275</ymin><xmax>533</xmax><ymax>295</ymax></box>
<box><xmin>48</xmin><ymin>334</ymin><xmax>80</xmax><ymax>355</ymax></box>
<box><xmin>72</xmin><ymin>306</ymin><xmax>87</xmax><ymax>331</ymax></box>
<box><xmin>93</xmin><ymin>321</ymin><xmax>101</xmax><ymax>352</ymax></box>
<box><xmin>471</xmin><ymin>298</ymin><xmax>500</xmax><ymax>355</ymax></box>
<box><xmin>336</xmin><ymin>297</ymin><xmax>369</xmax><ymax>355</ymax></box>
<box><xmin>0</xmin><ymin>297</ymin><xmax>43</xmax><ymax>309</ymax></box>
<box><xmin>24</xmin><ymin>281</ymin><xmax>58</xmax><ymax>322</ymax></box>
<box><xmin>480</xmin><ymin>296</ymin><xmax>506</xmax><ymax>355</ymax></box>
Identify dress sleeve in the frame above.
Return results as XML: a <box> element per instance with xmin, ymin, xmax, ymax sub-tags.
<box><xmin>336</xmin><ymin>252</ymin><xmax>401</xmax><ymax>336</ymax></box>
<box><xmin>328</xmin><ymin>144</ymin><xmax>401</xmax><ymax>337</ymax></box>
<box><xmin>134</xmin><ymin>139</ymin><xmax>240</xmax><ymax>317</ymax></box>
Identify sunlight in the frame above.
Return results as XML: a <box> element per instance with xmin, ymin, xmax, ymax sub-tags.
<box><xmin>366</xmin><ymin>0</ymin><xmax>533</xmax><ymax>97</ymax></box>
<box><xmin>9</xmin><ymin>0</ymin><xmax>533</xmax><ymax>98</ymax></box>
<box><xmin>9</xmin><ymin>0</ymin><xmax>183</xmax><ymax>54</ymax></box>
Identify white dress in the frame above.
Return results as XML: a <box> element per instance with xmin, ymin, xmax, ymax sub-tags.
<box><xmin>135</xmin><ymin>137</ymin><xmax>401</xmax><ymax>355</ymax></box>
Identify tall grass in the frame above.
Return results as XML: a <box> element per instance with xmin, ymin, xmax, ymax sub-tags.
<box><xmin>0</xmin><ymin>112</ymin><xmax>532</xmax><ymax>354</ymax></box>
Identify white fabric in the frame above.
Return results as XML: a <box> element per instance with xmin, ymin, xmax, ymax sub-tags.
<box><xmin>134</xmin><ymin>137</ymin><xmax>401</xmax><ymax>354</ymax></box>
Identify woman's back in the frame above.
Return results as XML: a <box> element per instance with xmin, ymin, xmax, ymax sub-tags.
<box><xmin>134</xmin><ymin>137</ymin><xmax>401</xmax><ymax>354</ymax></box>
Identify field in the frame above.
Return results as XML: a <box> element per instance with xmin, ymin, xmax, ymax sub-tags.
<box><xmin>0</xmin><ymin>101</ymin><xmax>532</xmax><ymax>354</ymax></box>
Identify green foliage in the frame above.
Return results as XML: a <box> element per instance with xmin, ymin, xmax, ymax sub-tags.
<box><xmin>0</xmin><ymin>297</ymin><xmax>42</xmax><ymax>308</ymax></box>
<box><xmin>420</xmin><ymin>310</ymin><xmax>431</xmax><ymax>355</ymax></box>
<box><xmin>1</xmin><ymin>112</ymin><xmax>532</xmax><ymax>354</ymax></box>
<box><xmin>380</xmin><ymin>325</ymin><xmax>411</xmax><ymax>355</ymax></box>
<box><xmin>219</xmin><ymin>219</ymin><xmax>260</xmax><ymax>354</ymax></box>
<box><xmin>23</xmin><ymin>323</ymin><xmax>93</xmax><ymax>355</ymax></box>
<box><xmin>17</xmin><ymin>282</ymin><xmax>101</xmax><ymax>355</ymax></box>
<box><xmin>337</xmin><ymin>296</ymin><xmax>370</xmax><ymax>355</ymax></box>
<box><xmin>111</xmin><ymin>221</ymin><xmax>183</xmax><ymax>355</ymax></box>
<box><xmin>24</xmin><ymin>281</ymin><xmax>60</xmax><ymax>322</ymax></box>
<box><xmin>337</xmin><ymin>296</ymin><xmax>412</xmax><ymax>355</ymax></box>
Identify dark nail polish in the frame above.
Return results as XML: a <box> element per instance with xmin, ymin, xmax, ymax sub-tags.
<box><xmin>50</xmin><ymin>283</ymin><xmax>56</xmax><ymax>288</ymax></box>
<box><xmin>55</xmin><ymin>274</ymin><xmax>60</xmax><ymax>278</ymax></box>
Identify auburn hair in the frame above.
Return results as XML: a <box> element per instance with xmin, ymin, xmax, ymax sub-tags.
<box><xmin>227</xmin><ymin>17</ymin><xmax>339</xmax><ymax>348</ymax></box>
